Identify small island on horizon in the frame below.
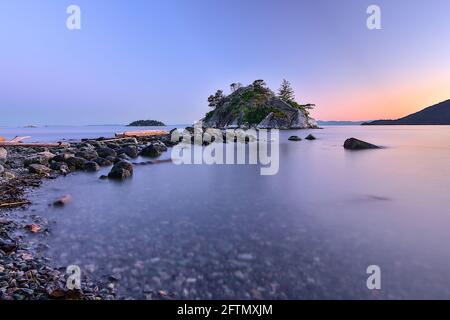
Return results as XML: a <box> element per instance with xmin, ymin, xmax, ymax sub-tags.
<box><xmin>127</xmin><ymin>120</ymin><xmax>165</xmax><ymax>127</ymax></box>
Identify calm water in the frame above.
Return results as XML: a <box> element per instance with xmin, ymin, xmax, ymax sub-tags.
<box><xmin>0</xmin><ymin>125</ymin><xmax>182</xmax><ymax>142</ymax></box>
<box><xmin>19</xmin><ymin>126</ymin><xmax>450</xmax><ymax>299</ymax></box>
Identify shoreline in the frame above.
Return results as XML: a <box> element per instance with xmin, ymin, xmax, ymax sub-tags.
<box><xmin>0</xmin><ymin>133</ymin><xmax>178</xmax><ymax>300</ymax></box>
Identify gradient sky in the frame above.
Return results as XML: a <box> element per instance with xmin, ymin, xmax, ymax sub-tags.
<box><xmin>1</xmin><ymin>0</ymin><xmax>450</xmax><ymax>125</ymax></box>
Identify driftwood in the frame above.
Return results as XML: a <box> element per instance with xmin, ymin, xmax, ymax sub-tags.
<box><xmin>116</xmin><ymin>130</ymin><xmax>168</xmax><ymax>138</ymax></box>
<box><xmin>0</xmin><ymin>142</ymin><xmax>69</xmax><ymax>148</ymax></box>
<box><xmin>0</xmin><ymin>201</ymin><xmax>31</xmax><ymax>208</ymax></box>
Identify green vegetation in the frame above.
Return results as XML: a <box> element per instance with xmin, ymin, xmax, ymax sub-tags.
<box><xmin>243</xmin><ymin>106</ymin><xmax>286</xmax><ymax>124</ymax></box>
<box><xmin>278</xmin><ymin>79</ymin><xmax>295</xmax><ymax>101</ymax></box>
<box><xmin>127</xmin><ymin>120</ymin><xmax>165</xmax><ymax>126</ymax></box>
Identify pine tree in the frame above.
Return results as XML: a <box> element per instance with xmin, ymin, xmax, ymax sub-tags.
<box><xmin>278</xmin><ymin>79</ymin><xmax>295</xmax><ymax>101</ymax></box>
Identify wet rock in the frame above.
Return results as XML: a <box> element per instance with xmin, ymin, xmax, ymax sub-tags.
<box><xmin>93</xmin><ymin>157</ymin><xmax>113</xmax><ymax>167</ymax></box>
<box><xmin>50</xmin><ymin>162</ymin><xmax>70</xmax><ymax>174</ymax></box>
<box><xmin>108</xmin><ymin>161</ymin><xmax>133</xmax><ymax>180</ymax></box>
<box><xmin>344</xmin><ymin>138</ymin><xmax>380</xmax><ymax>150</ymax></box>
<box><xmin>83</xmin><ymin>161</ymin><xmax>100</xmax><ymax>172</ymax></box>
<box><xmin>28</xmin><ymin>164</ymin><xmax>51</xmax><ymax>175</ymax></box>
<box><xmin>305</xmin><ymin>134</ymin><xmax>316</xmax><ymax>140</ymax></box>
<box><xmin>52</xmin><ymin>153</ymin><xmax>74</xmax><ymax>162</ymax></box>
<box><xmin>120</xmin><ymin>145</ymin><xmax>138</xmax><ymax>158</ymax></box>
<box><xmin>288</xmin><ymin>136</ymin><xmax>302</xmax><ymax>141</ymax></box>
<box><xmin>75</xmin><ymin>150</ymin><xmax>98</xmax><ymax>161</ymax></box>
<box><xmin>140</xmin><ymin>144</ymin><xmax>162</xmax><ymax>157</ymax></box>
<box><xmin>97</xmin><ymin>147</ymin><xmax>117</xmax><ymax>159</ymax></box>
<box><xmin>24</xmin><ymin>155</ymin><xmax>49</xmax><ymax>167</ymax></box>
<box><xmin>65</xmin><ymin>157</ymin><xmax>87</xmax><ymax>170</ymax></box>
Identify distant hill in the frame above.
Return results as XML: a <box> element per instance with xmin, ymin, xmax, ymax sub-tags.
<box><xmin>317</xmin><ymin>120</ymin><xmax>366</xmax><ymax>126</ymax></box>
<box><xmin>128</xmin><ymin>120</ymin><xmax>165</xmax><ymax>126</ymax></box>
<box><xmin>362</xmin><ymin>100</ymin><xmax>450</xmax><ymax>125</ymax></box>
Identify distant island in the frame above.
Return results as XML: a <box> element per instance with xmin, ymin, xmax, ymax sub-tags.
<box><xmin>202</xmin><ymin>79</ymin><xmax>318</xmax><ymax>129</ymax></box>
<box><xmin>363</xmin><ymin>99</ymin><xmax>450</xmax><ymax>125</ymax></box>
<box><xmin>127</xmin><ymin>120</ymin><xmax>165</xmax><ymax>126</ymax></box>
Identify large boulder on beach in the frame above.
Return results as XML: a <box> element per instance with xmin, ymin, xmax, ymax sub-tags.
<box><xmin>0</xmin><ymin>147</ymin><xmax>7</xmax><ymax>162</ymax></box>
<box><xmin>97</xmin><ymin>147</ymin><xmax>117</xmax><ymax>159</ymax></box>
<box><xmin>28</xmin><ymin>164</ymin><xmax>51</xmax><ymax>175</ymax></box>
<box><xmin>344</xmin><ymin>138</ymin><xmax>380</xmax><ymax>150</ymax></box>
<box><xmin>108</xmin><ymin>161</ymin><xmax>133</xmax><ymax>180</ymax></box>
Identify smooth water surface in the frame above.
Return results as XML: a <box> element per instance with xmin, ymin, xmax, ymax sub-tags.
<box><xmin>21</xmin><ymin>126</ymin><xmax>450</xmax><ymax>299</ymax></box>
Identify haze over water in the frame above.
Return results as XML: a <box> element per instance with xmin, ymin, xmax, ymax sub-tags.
<box><xmin>21</xmin><ymin>125</ymin><xmax>450</xmax><ymax>299</ymax></box>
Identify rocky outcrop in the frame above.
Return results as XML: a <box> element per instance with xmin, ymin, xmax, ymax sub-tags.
<box><xmin>202</xmin><ymin>81</ymin><xmax>317</xmax><ymax>130</ymax></box>
<box><xmin>344</xmin><ymin>138</ymin><xmax>380</xmax><ymax>150</ymax></box>
<box><xmin>108</xmin><ymin>161</ymin><xmax>133</xmax><ymax>180</ymax></box>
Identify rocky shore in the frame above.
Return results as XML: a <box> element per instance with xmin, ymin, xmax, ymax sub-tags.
<box><xmin>0</xmin><ymin>133</ymin><xmax>178</xmax><ymax>300</ymax></box>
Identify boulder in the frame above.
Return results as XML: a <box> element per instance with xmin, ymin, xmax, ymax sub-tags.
<box><xmin>140</xmin><ymin>144</ymin><xmax>162</xmax><ymax>157</ymax></box>
<box><xmin>28</xmin><ymin>164</ymin><xmax>51</xmax><ymax>174</ymax></box>
<box><xmin>305</xmin><ymin>134</ymin><xmax>316</xmax><ymax>140</ymax></box>
<box><xmin>52</xmin><ymin>153</ymin><xmax>74</xmax><ymax>162</ymax></box>
<box><xmin>288</xmin><ymin>136</ymin><xmax>302</xmax><ymax>141</ymax></box>
<box><xmin>50</xmin><ymin>162</ymin><xmax>70</xmax><ymax>174</ymax></box>
<box><xmin>93</xmin><ymin>157</ymin><xmax>113</xmax><ymax>167</ymax></box>
<box><xmin>97</xmin><ymin>147</ymin><xmax>117</xmax><ymax>158</ymax></box>
<box><xmin>0</xmin><ymin>164</ymin><xmax>4</xmax><ymax>174</ymax></box>
<box><xmin>344</xmin><ymin>138</ymin><xmax>380</xmax><ymax>150</ymax></box>
<box><xmin>119</xmin><ymin>145</ymin><xmax>138</xmax><ymax>158</ymax></box>
<box><xmin>108</xmin><ymin>161</ymin><xmax>133</xmax><ymax>180</ymax></box>
<box><xmin>24</xmin><ymin>155</ymin><xmax>49</xmax><ymax>166</ymax></box>
<box><xmin>37</xmin><ymin>151</ymin><xmax>55</xmax><ymax>161</ymax></box>
<box><xmin>65</xmin><ymin>157</ymin><xmax>87</xmax><ymax>170</ymax></box>
<box><xmin>75</xmin><ymin>150</ymin><xmax>98</xmax><ymax>160</ymax></box>
<box><xmin>83</xmin><ymin>161</ymin><xmax>100</xmax><ymax>172</ymax></box>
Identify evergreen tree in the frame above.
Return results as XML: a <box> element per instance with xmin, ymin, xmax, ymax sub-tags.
<box><xmin>278</xmin><ymin>79</ymin><xmax>295</xmax><ymax>101</ymax></box>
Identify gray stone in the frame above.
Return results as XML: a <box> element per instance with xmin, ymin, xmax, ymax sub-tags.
<box><xmin>28</xmin><ymin>164</ymin><xmax>51</xmax><ymax>174</ymax></box>
<box><xmin>97</xmin><ymin>147</ymin><xmax>117</xmax><ymax>158</ymax></box>
<box><xmin>344</xmin><ymin>138</ymin><xmax>380</xmax><ymax>150</ymax></box>
<box><xmin>83</xmin><ymin>161</ymin><xmax>100</xmax><ymax>172</ymax></box>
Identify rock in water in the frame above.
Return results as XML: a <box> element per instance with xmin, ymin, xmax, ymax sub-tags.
<box><xmin>140</xmin><ymin>144</ymin><xmax>162</xmax><ymax>157</ymax></box>
<box><xmin>120</xmin><ymin>145</ymin><xmax>138</xmax><ymax>158</ymax></box>
<box><xmin>344</xmin><ymin>138</ymin><xmax>380</xmax><ymax>150</ymax></box>
<box><xmin>288</xmin><ymin>136</ymin><xmax>302</xmax><ymax>141</ymax></box>
<box><xmin>97</xmin><ymin>147</ymin><xmax>117</xmax><ymax>159</ymax></box>
<box><xmin>108</xmin><ymin>161</ymin><xmax>133</xmax><ymax>180</ymax></box>
<box><xmin>83</xmin><ymin>161</ymin><xmax>100</xmax><ymax>172</ymax></box>
<box><xmin>65</xmin><ymin>156</ymin><xmax>88</xmax><ymax>170</ymax></box>
<box><xmin>305</xmin><ymin>134</ymin><xmax>316</xmax><ymax>140</ymax></box>
<box><xmin>28</xmin><ymin>164</ymin><xmax>51</xmax><ymax>174</ymax></box>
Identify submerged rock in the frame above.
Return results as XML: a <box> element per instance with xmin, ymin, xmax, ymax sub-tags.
<box><xmin>305</xmin><ymin>134</ymin><xmax>316</xmax><ymax>140</ymax></box>
<box><xmin>120</xmin><ymin>145</ymin><xmax>138</xmax><ymax>158</ymax></box>
<box><xmin>108</xmin><ymin>161</ymin><xmax>133</xmax><ymax>180</ymax></box>
<box><xmin>344</xmin><ymin>138</ymin><xmax>380</xmax><ymax>150</ymax></box>
<box><xmin>288</xmin><ymin>136</ymin><xmax>302</xmax><ymax>141</ymax></box>
<box><xmin>65</xmin><ymin>157</ymin><xmax>87</xmax><ymax>170</ymax></box>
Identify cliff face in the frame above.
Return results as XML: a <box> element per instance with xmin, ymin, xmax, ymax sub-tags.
<box><xmin>363</xmin><ymin>99</ymin><xmax>450</xmax><ymax>125</ymax></box>
<box><xmin>201</xmin><ymin>84</ymin><xmax>317</xmax><ymax>129</ymax></box>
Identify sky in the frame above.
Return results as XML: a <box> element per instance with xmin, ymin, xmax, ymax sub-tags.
<box><xmin>1</xmin><ymin>0</ymin><xmax>450</xmax><ymax>126</ymax></box>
